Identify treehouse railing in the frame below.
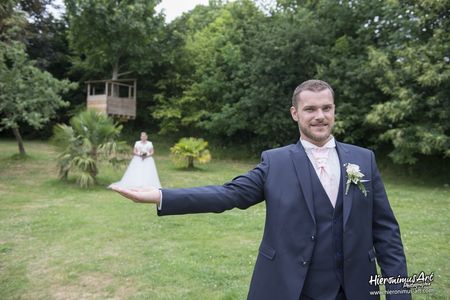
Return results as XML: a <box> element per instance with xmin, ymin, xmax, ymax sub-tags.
<box><xmin>86</xmin><ymin>79</ymin><xmax>137</xmax><ymax>119</ymax></box>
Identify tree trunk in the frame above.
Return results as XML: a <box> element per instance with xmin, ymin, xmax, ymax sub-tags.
<box><xmin>112</xmin><ymin>60</ymin><xmax>119</xmax><ymax>97</ymax></box>
<box><xmin>91</xmin><ymin>147</ymin><xmax>98</xmax><ymax>177</ymax></box>
<box><xmin>187</xmin><ymin>156</ymin><xmax>194</xmax><ymax>169</ymax></box>
<box><xmin>12</xmin><ymin>126</ymin><xmax>26</xmax><ymax>156</ymax></box>
<box><xmin>112</xmin><ymin>60</ymin><xmax>119</xmax><ymax>80</ymax></box>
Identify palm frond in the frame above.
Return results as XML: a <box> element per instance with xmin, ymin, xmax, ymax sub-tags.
<box><xmin>51</xmin><ymin>110</ymin><xmax>127</xmax><ymax>188</ymax></box>
<box><xmin>170</xmin><ymin>137</ymin><xmax>212</xmax><ymax>168</ymax></box>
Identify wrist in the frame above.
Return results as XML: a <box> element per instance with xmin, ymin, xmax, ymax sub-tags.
<box><xmin>157</xmin><ymin>189</ymin><xmax>162</xmax><ymax>209</ymax></box>
<box><xmin>152</xmin><ymin>190</ymin><xmax>161</xmax><ymax>205</ymax></box>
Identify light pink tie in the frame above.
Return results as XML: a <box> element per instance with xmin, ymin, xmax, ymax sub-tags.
<box><xmin>311</xmin><ymin>147</ymin><xmax>336</xmax><ymax>207</ymax></box>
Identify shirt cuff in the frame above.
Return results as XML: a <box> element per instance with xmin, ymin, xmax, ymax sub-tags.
<box><xmin>157</xmin><ymin>189</ymin><xmax>162</xmax><ymax>210</ymax></box>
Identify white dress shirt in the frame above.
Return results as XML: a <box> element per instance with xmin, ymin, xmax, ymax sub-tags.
<box><xmin>301</xmin><ymin>137</ymin><xmax>341</xmax><ymax>206</ymax></box>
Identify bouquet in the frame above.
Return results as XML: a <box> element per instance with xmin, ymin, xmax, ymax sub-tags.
<box><xmin>140</xmin><ymin>151</ymin><xmax>148</xmax><ymax>160</ymax></box>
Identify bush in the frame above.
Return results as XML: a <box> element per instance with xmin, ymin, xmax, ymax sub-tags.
<box><xmin>51</xmin><ymin>110</ymin><xmax>129</xmax><ymax>188</ymax></box>
<box><xmin>170</xmin><ymin>137</ymin><xmax>211</xmax><ymax>169</ymax></box>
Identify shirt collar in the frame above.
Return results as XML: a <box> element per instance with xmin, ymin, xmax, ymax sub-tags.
<box><xmin>300</xmin><ymin>136</ymin><xmax>336</xmax><ymax>150</ymax></box>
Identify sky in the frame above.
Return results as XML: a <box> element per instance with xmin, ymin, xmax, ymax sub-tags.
<box><xmin>156</xmin><ymin>0</ymin><xmax>210</xmax><ymax>22</ymax></box>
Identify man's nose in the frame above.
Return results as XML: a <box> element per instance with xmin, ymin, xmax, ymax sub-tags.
<box><xmin>315</xmin><ymin>109</ymin><xmax>325</xmax><ymax>120</ymax></box>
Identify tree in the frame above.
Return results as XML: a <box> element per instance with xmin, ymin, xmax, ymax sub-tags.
<box><xmin>66</xmin><ymin>0</ymin><xmax>165</xmax><ymax>80</ymax></box>
<box><xmin>18</xmin><ymin>0</ymin><xmax>72</xmax><ymax>79</ymax></box>
<box><xmin>0</xmin><ymin>1</ymin><xmax>76</xmax><ymax>155</ymax></box>
<box><xmin>152</xmin><ymin>0</ymin><xmax>448</xmax><ymax>165</ymax></box>
<box><xmin>363</xmin><ymin>0</ymin><xmax>450</xmax><ymax>164</ymax></box>
<box><xmin>52</xmin><ymin>110</ymin><xmax>128</xmax><ymax>188</ymax></box>
<box><xmin>151</xmin><ymin>2</ymin><xmax>224</xmax><ymax>134</ymax></box>
<box><xmin>170</xmin><ymin>137</ymin><xmax>211</xmax><ymax>169</ymax></box>
<box><xmin>153</xmin><ymin>0</ymin><xmax>329</xmax><ymax>149</ymax></box>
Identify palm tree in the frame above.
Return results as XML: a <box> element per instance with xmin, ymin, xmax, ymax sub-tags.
<box><xmin>170</xmin><ymin>137</ymin><xmax>211</xmax><ymax>169</ymax></box>
<box><xmin>52</xmin><ymin>110</ymin><xmax>128</xmax><ymax>188</ymax></box>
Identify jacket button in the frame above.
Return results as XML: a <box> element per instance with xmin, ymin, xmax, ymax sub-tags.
<box><xmin>311</xmin><ymin>235</ymin><xmax>315</xmax><ymax>241</ymax></box>
<box><xmin>302</xmin><ymin>261</ymin><xmax>308</xmax><ymax>266</ymax></box>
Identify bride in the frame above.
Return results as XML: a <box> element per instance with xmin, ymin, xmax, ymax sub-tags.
<box><xmin>109</xmin><ymin>132</ymin><xmax>161</xmax><ymax>189</ymax></box>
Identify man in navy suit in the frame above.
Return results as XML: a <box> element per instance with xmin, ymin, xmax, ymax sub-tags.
<box><xmin>112</xmin><ymin>80</ymin><xmax>410</xmax><ymax>299</ymax></box>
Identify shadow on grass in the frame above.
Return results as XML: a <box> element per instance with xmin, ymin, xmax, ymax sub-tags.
<box><xmin>43</xmin><ymin>177</ymin><xmax>115</xmax><ymax>193</ymax></box>
<box><xmin>378</xmin><ymin>160</ymin><xmax>450</xmax><ymax>188</ymax></box>
<box><xmin>170</xmin><ymin>166</ymin><xmax>209</xmax><ymax>172</ymax></box>
<box><xmin>1</xmin><ymin>153</ymin><xmax>36</xmax><ymax>163</ymax></box>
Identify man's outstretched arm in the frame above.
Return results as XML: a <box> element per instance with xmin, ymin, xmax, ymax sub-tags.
<box><xmin>111</xmin><ymin>152</ymin><xmax>269</xmax><ymax>215</ymax></box>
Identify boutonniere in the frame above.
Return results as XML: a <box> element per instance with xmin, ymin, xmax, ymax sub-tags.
<box><xmin>344</xmin><ymin>163</ymin><xmax>369</xmax><ymax>196</ymax></box>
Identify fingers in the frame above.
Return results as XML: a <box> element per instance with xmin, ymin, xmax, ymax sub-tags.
<box><xmin>130</xmin><ymin>187</ymin><xmax>157</xmax><ymax>192</ymax></box>
<box><xmin>114</xmin><ymin>189</ymin><xmax>138</xmax><ymax>202</ymax></box>
<box><xmin>110</xmin><ymin>185</ymin><xmax>124</xmax><ymax>193</ymax></box>
<box><xmin>110</xmin><ymin>185</ymin><xmax>158</xmax><ymax>204</ymax></box>
<box><xmin>111</xmin><ymin>186</ymin><xmax>141</xmax><ymax>203</ymax></box>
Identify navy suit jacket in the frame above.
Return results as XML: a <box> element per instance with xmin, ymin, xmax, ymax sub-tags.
<box><xmin>158</xmin><ymin>141</ymin><xmax>410</xmax><ymax>300</ymax></box>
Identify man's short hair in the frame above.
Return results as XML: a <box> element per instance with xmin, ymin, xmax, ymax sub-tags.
<box><xmin>292</xmin><ymin>80</ymin><xmax>335</xmax><ymax>107</ymax></box>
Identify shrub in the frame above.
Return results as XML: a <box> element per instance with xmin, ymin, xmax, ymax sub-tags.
<box><xmin>170</xmin><ymin>137</ymin><xmax>211</xmax><ymax>169</ymax></box>
<box><xmin>51</xmin><ymin>110</ymin><xmax>128</xmax><ymax>188</ymax></box>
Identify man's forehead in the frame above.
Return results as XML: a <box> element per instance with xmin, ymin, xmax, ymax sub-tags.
<box><xmin>298</xmin><ymin>89</ymin><xmax>334</xmax><ymax>104</ymax></box>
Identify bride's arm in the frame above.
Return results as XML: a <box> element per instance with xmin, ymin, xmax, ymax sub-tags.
<box><xmin>147</xmin><ymin>142</ymin><xmax>154</xmax><ymax>156</ymax></box>
<box><xmin>142</xmin><ymin>147</ymin><xmax>153</xmax><ymax>159</ymax></box>
<box><xmin>133</xmin><ymin>146</ymin><xmax>140</xmax><ymax>156</ymax></box>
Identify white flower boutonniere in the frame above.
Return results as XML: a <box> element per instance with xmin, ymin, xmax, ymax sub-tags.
<box><xmin>344</xmin><ymin>163</ymin><xmax>369</xmax><ymax>196</ymax></box>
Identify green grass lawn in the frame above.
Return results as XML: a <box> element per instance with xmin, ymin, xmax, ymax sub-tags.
<box><xmin>0</xmin><ymin>140</ymin><xmax>448</xmax><ymax>299</ymax></box>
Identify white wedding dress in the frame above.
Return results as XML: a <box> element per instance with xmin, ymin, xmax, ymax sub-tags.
<box><xmin>109</xmin><ymin>141</ymin><xmax>161</xmax><ymax>189</ymax></box>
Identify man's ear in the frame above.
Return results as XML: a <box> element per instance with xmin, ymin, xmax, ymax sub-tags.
<box><xmin>290</xmin><ymin>106</ymin><xmax>299</xmax><ymax>122</ymax></box>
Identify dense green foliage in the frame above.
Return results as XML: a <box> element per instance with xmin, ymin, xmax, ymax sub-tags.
<box><xmin>1</xmin><ymin>0</ymin><xmax>448</xmax><ymax>166</ymax></box>
<box><xmin>154</xmin><ymin>0</ymin><xmax>449</xmax><ymax>165</ymax></box>
<box><xmin>52</xmin><ymin>110</ymin><xmax>128</xmax><ymax>188</ymax></box>
<box><xmin>0</xmin><ymin>0</ymin><xmax>76</xmax><ymax>155</ymax></box>
<box><xmin>170</xmin><ymin>137</ymin><xmax>211</xmax><ymax>168</ymax></box>
<box><xmin>363</xmin><ymin>1</ymin><xmax>450</xmax><ymax>164</ymax></box>
<box><xmin>66</xmin><ymin>0</ymin><xmax>164</xmax><ymax>79</ymax></box>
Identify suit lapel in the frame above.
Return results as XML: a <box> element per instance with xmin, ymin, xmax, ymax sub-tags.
<box><xmin>335</xmin><ymin>141</ymin><xmax>353</xmax><ymax>231</ymax></box>
<box><xmin>290</xmin><ymin>141</ymin><xmax>316</xmax><ymax>225</ymax></box>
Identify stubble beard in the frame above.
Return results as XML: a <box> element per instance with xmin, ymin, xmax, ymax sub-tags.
<box><xmin>299</xmin><ymin>123</ymin><xmax>333</xmax><ymax>144</ymax></box>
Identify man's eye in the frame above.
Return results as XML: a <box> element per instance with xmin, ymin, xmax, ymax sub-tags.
<box><xmin>305</xmin><ymin>108</ymin><xmax>314</xmax><ymax>112</ymax></box>
<box><xmin>323</xmin><ymin>106</ymin><xmax>331</xmax><ymax>111</ymax></box>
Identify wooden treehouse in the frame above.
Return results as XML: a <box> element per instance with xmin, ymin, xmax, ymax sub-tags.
<box><xmin>86</xmin><ymin>79</ymin><xmax>137</xmax><ymax>119</ymax></box>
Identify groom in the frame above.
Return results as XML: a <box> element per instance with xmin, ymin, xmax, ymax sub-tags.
<box><xmin>112</xmin><ymin>80</ymin><xmax>410</xmax><ymax>300</ymax></box>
